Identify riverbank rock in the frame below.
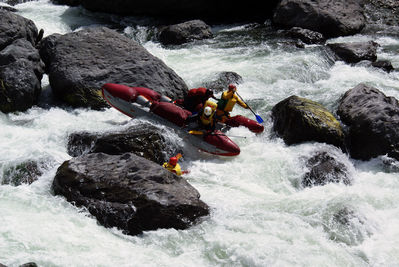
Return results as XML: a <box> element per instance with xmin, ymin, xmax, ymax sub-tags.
<box><xmin>273</xmin><ymin>0</ymin><xmax>365</xmax><ymax>38</ymax></box>
<box><xmin>337</xmin><ymin>83</ymin><xmax>399</xmax><ymax>160</ymax></box>
<box><xmin>0</xmin><ymin>10</ymin><xmax>44</xmax><ymax>113</ymax></box>
<box><xmin>39</xmin><ymin>27</ymin><xmax>188</xmax><ymax>109</ymax></box>
<box><xmin>272</xmin><ymin>96</ymin><xmax>344</xmax><ymax>148</ymax></box>
<box><xmin>53</xmin><ymin>153</ymin><xmax>210</xmax><ymax>236</ymax></box>
<box><xmin>203</xmin><ymin>71</ymin><xmax>243</xmax><ymax>94</ymax></box>
<box><xmin>0</xmin><ymin>39</ymin><xmax>45</xmax><ymax>113</ymax></box>
<box><xmin>67</xmin><ymin>124</ymin><xmax>172</xmax><ymax>164</ymax></box>
<box><xmin>302</xmin><ymin>151</ymin><xmax>350</xmax><ymax>187</ymax></box>
<box><xmin>327</xmin><ymin>41</ymin><xmax>378</xmax><ymax>64</ymax></box>
<box><xmin>159</xmin><ymin>20</ymin><xmax>213</xmax><ymax>45</ymax></box>
<box><xmin>0</xmin><ymin>10</ymin><xmax>39</xmax><ymax>50</ymax></box>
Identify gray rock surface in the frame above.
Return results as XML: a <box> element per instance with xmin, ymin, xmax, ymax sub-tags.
<box><xmin>39</xmin><ymin>27</ymin><xmax>188</xmax><ymax>109</ymax></box>
<box><xmin>53</xmin><ymin>153</ymin><xmax>209</xmax><ymax>235</ymax></box>
<box><xmin>338</xmin><ymin>83</ymin><xmax>399</xmax><ymax>160</ymax></box>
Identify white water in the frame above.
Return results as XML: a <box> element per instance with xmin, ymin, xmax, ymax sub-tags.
<box><xmin>1</xmin><ymin>1</ymin><xmax>399</xmax><ymax>266</ymax></box>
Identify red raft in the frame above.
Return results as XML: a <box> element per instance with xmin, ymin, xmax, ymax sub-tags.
<box><xmin>101</xmin><ymin>83</ymin><xmax>241</xmax><ymax>156</ymax></box>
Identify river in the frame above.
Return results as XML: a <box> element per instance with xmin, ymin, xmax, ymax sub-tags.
<box><xmin>1</xmin><ymin>0</ymin><xmax>399</xmax><ymax>266</ymax></box>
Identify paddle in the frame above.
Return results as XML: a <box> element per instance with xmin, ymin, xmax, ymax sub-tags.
<box><xmin>235</xmin><ymin>92</ymin><xmax>264</xmax><ymax>123</ymax></box>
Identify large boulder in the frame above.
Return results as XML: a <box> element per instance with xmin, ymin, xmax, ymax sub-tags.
<box><xmin>0</xmin><ymin>39</ymin><xmax>45</xmax><ymax>113</ymax></box>
<box><xmin>327</xmin><ymin>41</ymin><xmax>378</xmax><ymax>64</ymax></box>
<box><xmin>53</xmin><ymin>153</ymin><xmax>209</xmax><ymax>236</ymax></box>
<box><xmin>0</xmin><ymin>10</ymin><xmax>44</xmax><ymax>113</ymax></box>
<box><xmin>51</xmin><ymin>0</ymin><xmax>280</xmax><ymax>23</ymax></box>
<box><xmin>272</xmin><ymin>96</ymin><xmax>344</xmax><ymax>148</ymax></box>
<box><xmin>39</xmin><ymin>27</ymin><xmax>188</xmax><ymax>109</ymax></box>
<box><xmin>67</xmin><ymin>124</ymin><xmax>173</xmax><ymax>164</ymax></box>
<box><xmin>337</xmin><ymin>83</ymin><xmax>399</xmax><ymax>160</ymax></box>
<box><xmin>273</xmin><ymin>0</ymin><xmax>365</xmax><ymax>38</ymax></box>
<box><xmin>159</xmin><ymin>20</ymin><xmax>213</xmax><ymax>45</ymax></box>
<box><xmin>0</xmin><ymin>10</ymin><xmax>38</xmax><ymax>50</ymax></box>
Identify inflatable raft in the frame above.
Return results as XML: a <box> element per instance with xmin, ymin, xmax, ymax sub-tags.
<box><xmin>101</xmin><ymin>83</ymin><xmax>241</xmax><ymax>156</ymax></box>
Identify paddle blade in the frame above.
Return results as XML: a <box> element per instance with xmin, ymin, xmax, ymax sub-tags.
<box><xmin>255</xmin><ymin>114</ymin><xmax>264</xmax><ymax>123</ymax></box>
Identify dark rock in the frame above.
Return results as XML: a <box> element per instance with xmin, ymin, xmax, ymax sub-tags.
<box><xmin>203</xmin><ymin>71</ymin><xmax>243</xmax><ymax>94</ymax></box>
<box><xmin>273</xmin><ymin>0</ymin><xmax>365</xmax><ymax>38</ymax></box>
<box><xmin>67</xmin><ymin>124</ymin><xmax>170</xmax><ymax>164</ymax></box>
<box><xmin>0</xmin><ymin>39</ymin><xmax>45</xmax><ymax>113</ymax></box>
<box><xmin>272</xmin><ymin>96</ymin><xmax>344</xmax><ymax>148</ymax></box>
<box><xmin>52</xmin><ymin>153</ymin><xmax>209</xmax><ymax>236</ymax></box>
<box><xmin>302</xmin><ymin>151</ymin><xmax>350</xmax><ymax>187</ymax></box>
<box><xmin>19</xmin><ymin>263</ymin><xmax>38</xmax><ymax>267</ymax></box>
<box><xmin>39</xmin><ymin>27</ymin><xmax>188</xmax><ymax>109</ymax></box>
<box><xmin>5</xmin><ymin>0</ymin><xmax>35</xmax><ymax>5</ymax></box>
<box><xmin>159</xmin><ymin>20</ymin><xmax>213</xmax><ymax>45</ymax></box>
<box><xmin>51</xmin><ymin>0</ymin><xmax>280</xmax><ymax>24</ymax></box>
<box><xmin>284</xmin><ymin>27</ymin><xmax>325</xmax><ymax>45</ymax></box>
<box><xmin>371</xmin><ymin>60</ymin><xmax>394</xmax><ymax>72</ymax></box>
<box><xmin>0</xmin><ymin>5</ymin><xmax>17</xmax><ymax>12</ymax></box>
<box><xmin>2</xmin><ymin>160</ymin><xmax>44</xmax><ymax>186</ymax></box>
<box><xmin>0</xmin><ymin>263</ymin><xmax>7</xmax><ymax>267</ymax></box>
<box><xmin>327</xmin><ymin>41</ymin><xmax>379</xmax><ymax>64</ymax></box>
<box><xmin>52</xmin><ymin>0</ymin><xmax>81</xmax><ymax>6</ymax></box>
<box><xmin>0</xmin><ymin>10</ymin><xmax>39</xmax><ymax>50</ymax></box>
<box><xmin>337</xmin><ymin>83</ymin><xmax>399</xmax><ymax>161</ymax></box>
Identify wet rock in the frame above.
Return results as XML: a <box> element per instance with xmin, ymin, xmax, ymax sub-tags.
<box><xmin>67</xmin><ymin>124</ymin><xmax>170</xmax><ymax>164</ymax></box>
<box><xmin>51</xmin><ymin>0</ymin><xmax>81</xmax><ymax>6</ymax></box>
<box><xmin>53</xmin><ymin>153</ymin><xmax>210</xmax><ymax>236</ymax></box>
<box><xmin>0</xmin><ymin>10</ymin><xmax>39</xmax><ymax>50</ymax></box>
<box><xmin>302</xmin><ymin>152</ymin><xmax>350</xmax><ymax>187</ymax></box>
<box><xmin>203</xmin><ymin>71</ymin><xmax>243</xmax><ymax>94</ymax></box>
<box><xmin>1</xmin><ymin>160</ymin><xmax>44</xmax><ymax>186</ymax></box>
<box><xmin>327</xmin><ymin>41</ymin><xmax>379</xmax><ymax>64</ymax></box>
<box><xmin>284</xmin><ymin>27</ymin><xmax>325</xmax><ymax>45</ymax></box>
<box><xmin>371</xmin><ymin>60</ymin><xmax>394</xmax><ymax>72</ymax></box>
<box><xmin>39</xmin><ymin>27</ymin><xmax>188</xmax><ymax>109</ymax></box>
<box><xmin>325</xmin><ymin>207</ymin><xmax>371</xmax><ymax>246</ymax></box>
<box><xmin>0</xmin><ymin>38</ymin><xmax>45</xmax><ymax>113</ymax></box>
<box><xmin>0</xmin><ymin>5</ymin><xmax>17</xmax><ymax>12</ymax></box>
<box><xmin>159</xmin><ymin>20</ymin><xmax>213</xmax><ymax>45</ymax></box>
<box><xmin>273</xmin><ymin>0</ymin><xmax>365</xmax><ymax>38</ymax></box>
<box><xmin>19</xmin><ymin>263</ymin><xmax>38</xmax><ymax>267</ymax></box>
<box><xmin>337</xmin><ymin>83</ymin><xmax>399</xmax><ymax>161</ymax></box>
<box><xmin>271</xmin><ymin>96</ymin><xmax>344</xmax><ymax>148</ymax></box>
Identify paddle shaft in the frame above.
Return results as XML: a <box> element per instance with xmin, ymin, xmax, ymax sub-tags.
<box><xmin>235</xmin><ymin>92</ymin><xmax>257</xmax><ymax>117</ymax></box>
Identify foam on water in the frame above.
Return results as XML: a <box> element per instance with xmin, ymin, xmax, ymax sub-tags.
<box><xmin>1</xmin><ymin>1</ymin><xmax>399</xmax><ymax>266</ymax></box>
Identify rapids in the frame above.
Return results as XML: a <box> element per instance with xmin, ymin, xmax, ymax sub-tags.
<box><xmin>1</xmin><ymin>0</ymin><xmax>399</xmax><ymax>266</ymax></box>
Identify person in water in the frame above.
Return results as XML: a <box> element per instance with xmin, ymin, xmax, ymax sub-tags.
<box><xmin>162</xmin><ymin>154</ymin><xmax>188</xmax><ymax>176</ymax></box>
<box><xmin>216</xmin><ymin>84</ymin><xmax>248</xmax><ymax>123</ymax></box>
<box><xmin>175</xmin><ymin>87</ymin><xmax>215</xmax><ymax>113</ymax></box>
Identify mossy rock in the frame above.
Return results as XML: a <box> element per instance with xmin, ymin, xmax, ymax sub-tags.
<box><xmin>272</xmin><ymin>95</ymin><xmax>344</xmax><ymax>148</ymax></box>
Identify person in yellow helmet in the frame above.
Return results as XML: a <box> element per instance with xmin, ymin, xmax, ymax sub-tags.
<box><xmin>185</xmin><ymin>99</ymin><xmax>218</xmax><ymax>134</ymax></box>
<box><xmin>162</xmin><ymin>154</ymin><xmax>189</xmax><ymax>176</ymax></box>
<box><xmin>216</xmin><ymin>84</ymin><xmax>248</xmax><ymax>123</ymax></box>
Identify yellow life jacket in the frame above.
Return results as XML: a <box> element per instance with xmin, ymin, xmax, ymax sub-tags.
<box><xmin>221</xmin><ymin>91</ymin><xmax>247</xmax><ymax>112</ymax></box>
<box><xmin>200</xmin><ymin>100</ymin><xmax>217</xmax><ymax>126</ymax></box>
<box><xmin>162</xmin><ymin>162</ymin><xmax>182</xmax><ymax>176</ymax></box>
